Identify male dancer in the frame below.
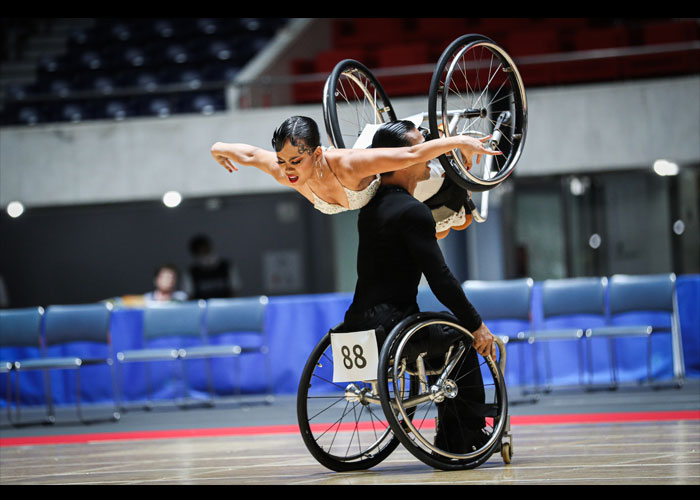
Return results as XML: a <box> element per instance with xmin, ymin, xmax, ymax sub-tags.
<box><xmin>341</xmin><ymin>120</ymin><xmax>497</xmax><ymax>452</ymax></box>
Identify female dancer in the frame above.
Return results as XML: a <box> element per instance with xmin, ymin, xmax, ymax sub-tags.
<box><xmin>211</xmin><ymin>116</ymin><xmax>499</xmax><ymax>226</ymax></box>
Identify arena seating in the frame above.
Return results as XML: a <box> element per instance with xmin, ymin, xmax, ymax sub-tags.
<box><xmin>0</xmin><ymin>18</ymin><xmax>288</xmax><ymax>126</ymax></box>
<box><xmin>2</xmin><ymin>19</ymin><xmax>698</xmax><ymax>123</ymax></box>
<box><xmin>291</xmin><ymin>18</ymin><xmax>699</xmax><ymax>104</ymax></box>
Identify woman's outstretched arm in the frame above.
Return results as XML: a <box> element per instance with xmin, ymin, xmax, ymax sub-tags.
<box><xmin>331</xmin><ymin>135</ymin><xmax>501</xmax><ymax>180</ymax></box>
<box><xmin>210</xmin><ymin>142</ymin><xmax>277</xmax><ymax>174</ymax></box>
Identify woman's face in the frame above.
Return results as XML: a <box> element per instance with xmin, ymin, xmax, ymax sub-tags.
<box><xmin>155</xmin><ymin>268</ymin><xmax>177</xmax><ymax>292</ymax></box>
<box><xmin>275</xmin><ymin>139</ymin><xmax>319</xmax><ymax>185</ymax></box>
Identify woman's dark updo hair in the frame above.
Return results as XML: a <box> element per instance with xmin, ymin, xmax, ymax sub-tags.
<box><xmin>271</xmin><ymin>116</ymin><xmax>321</xmax><ymax>154</ymax></box>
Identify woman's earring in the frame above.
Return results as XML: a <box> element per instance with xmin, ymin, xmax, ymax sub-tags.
<box><xmin>315</xmin><ymin>158</ymin><xmax>323</xmax><ymax>178</ymax></box>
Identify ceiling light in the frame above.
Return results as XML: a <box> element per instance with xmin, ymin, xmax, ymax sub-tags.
<box><xmin>162</xmin><ymin>191</ymin><xmax>182</xmax><ymax>208</ymax></box>
<box><xmin>6</xmin><ymin>201</ymin><xmax>25</xmax><ymax>218</ymax></box>
<box><xmin>653</xmin><ymin>159</ymin><xmax>679</xmax><ymax>176</ymax></box>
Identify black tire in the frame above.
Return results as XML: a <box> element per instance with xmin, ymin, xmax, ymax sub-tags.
<box><xmin>323</xmin><ymin>59</ymin><xmax>397</xmax><ymax>149</ymax></box>
<box><xmin>377</xmin><ymin>312</ymin><xmax>509</xmax><ymax>471</ymax></box>
<box><xmin>428</xmin><ymin>34</ymin><xmax>527</xmax><ymax>192</ymax></box>
<box><xmin>296</xmin><ymin>333</ymin><xmax>401</xmax><ymax>472</ymax></box>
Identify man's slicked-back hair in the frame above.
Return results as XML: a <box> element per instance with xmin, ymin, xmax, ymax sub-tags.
<box><xmin>272</xmin><ymin>116</ymin><xmax>321</xmax><ymax>153</ymax></box>
<box><xmin>370</xmin><ymin>120</ymin><xmax>417</xmax><ymax>149</ymax></box>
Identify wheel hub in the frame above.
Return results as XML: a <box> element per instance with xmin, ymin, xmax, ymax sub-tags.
<box><xmin>430</xmin><ymin>379</ymin><xmax>458</xmax><ymax>403</ymax></box>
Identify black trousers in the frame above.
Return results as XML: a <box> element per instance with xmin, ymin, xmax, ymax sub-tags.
<box><xmin>342</xmin><ymin>303</ymin><xmax>487</xmax><ymax>451</ymax></box>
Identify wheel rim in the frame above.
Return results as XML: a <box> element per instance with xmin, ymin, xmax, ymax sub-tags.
<box><xmin>323</xmin><ymin>60</ymin><xmax>396</xmax><ymax>149</ymax></box>
<box><xmin>299</xmin><ymin>337</ymin><xmax>396</xmax><ymax>465</ymax></box>
<box><xmin>431</xmin><ymin>38</ymin><xmax>527</xmax><ymax>191</ymax></box>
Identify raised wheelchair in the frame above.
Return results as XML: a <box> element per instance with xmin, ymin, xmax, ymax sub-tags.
<box><xmin>322</xmin><ymin>33</ymin><xmax>527</xmax><ymax>224</ymax></box>
<box><xmin>297</xmin><ymin>34</ymin><xmax>526</xmax><ymax>472</ymax></box>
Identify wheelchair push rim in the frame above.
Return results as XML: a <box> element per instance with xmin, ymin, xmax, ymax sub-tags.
<box><xmin>429</xmin><ymin>34</ymin><xmax>527</xmax><ymax>193</ymax></box>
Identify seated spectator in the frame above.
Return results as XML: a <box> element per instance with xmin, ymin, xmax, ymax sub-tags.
<box><xmin>184</xmin><ymin>234</ymin><xmax>241</xmax><ymax>299</ymax></box>
<box><xmin>144</xmin><ymin>264</ymin><xmax>188</xmax><ymax>303</ymax></box>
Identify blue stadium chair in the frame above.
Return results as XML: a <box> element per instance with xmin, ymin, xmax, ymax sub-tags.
<box><xmin>0</xmin><ymin>307</ymin><xmax>44</xmax><ymax>424</ymax></box>
<box><xmin>179</xmin><ymin>91</ymin><xmax>224</xmax><ymax>115</ymax></box>
<box><xmin>179</xmin><ymin>296</ymin><xmax>272</xmax><ymax>402</ymax></box>
<box><xmin>116</xmin><ymin>300</ymin><xmax>205</xmax><ymax>409</ymax></box>
<box><xmin>9</xmin><ymin>304</ymin><xmax>120</xmax><ymax>425</ymax></box>
<box><xmin>4</xmin><ymin>82</ymin><xmax>30</xmax><ymax>102</ymax></box>
<box><xmin>164</xmin><ymin>43</ymin><xmax>191</xmax><ymax>65</ymax></box>
<box><xmin>202</xmin><ymin>61</ymin><xmax>241</xmax><ymax>83</ymax></box>
<box><xmin>0</xmin><ymin>359</ymin><xmax>12</xmax><ymax>421</ymax></box>
<box><xmin>67</xmin><ymin>26</ymin><xmax>92</xmax><ymax>49</ymax></box>
<box><xmin>205</xmin><ymin>39</ymin><xmax>236</xmax><ymax>62</ymax></box>
<box><xmin>59</xmin><ymin>101</ymin><xmax>92</xmax><ymax>123</ymax></box>
<box><xmin>534</xmin><ymin>277</ymin><xmax>607</xmax><ymax>390</ymax></box>
<box><xmin>102</xmin><ymin>99</ymin><xmax>134</xmax><ymax>121</ymax></box>
<box><xmin>146</xmin><ymin>96</ymin><xmax>174</xmax><ymax>118</ymax></box>
<box><xmin>126</xmin><ymin>70</ymin><xmax>161</xmax><ymax>93</ymax></box>
<box><xmin>91</xmin><ymin>75</ymin><xmax>118</xmax><ymax>96</ymax></box>
<box><xmin>37</xmin><ymin>53</ymin><xmax>67</xmax><ymax>75</ymax></box>
<box><xmin>151</xmin><ymin>19</ymin><xmax>180</xmax><ymax>39</ymax></box>
<box><xmin>77</xmin><ymin>49</ymin><xmax>104</xmax><ymax>71</ymax></box>
<box><xmin>48</xmin><ymin>78</ymin><xmax>72</xmax><ymax>99</ymax></box>
<box><xmin>109</xmin><ymin>21</ymin><xmax>135</xmax><ymax>43</ymax></box>
<box><xmin>586</xmin><ymin>273</ymin><xmax>685</xmax><ymax>388</ymax></box>
<box><xmin>121</xmin><ymin>45</ymin><xmax>150</xmax><ymax>68</ymax></box>
<box><xmin>195</xmin><ymin>18</ymin><xmax>225</xmax><ymax>37</ymax></box>
<box><xmin>15</xmin><ymin>105</ymin><xmax>46</xmax><ymax>126</ymax></box>
<box><xmin>176</xmin><ymin>68</ymin><xmax>204</xmax><ymax>89</ymax></box>
<box><xmin>461</xmin><ymin>279</ymin><xmax>535</xmax><ymax>391</ymax></box>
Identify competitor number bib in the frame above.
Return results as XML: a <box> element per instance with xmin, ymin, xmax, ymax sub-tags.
<box><xmin>330</xmin><ymin>329</ymin><xmax>379</xmax><ymax>383</ymax></box>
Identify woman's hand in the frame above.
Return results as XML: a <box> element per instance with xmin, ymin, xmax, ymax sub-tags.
<box><xmin>211</xmin><ymin>142</ymin><xmax>239</xmax><ymax>173</ymax></box>
<box><xmin>457</xmin><ymin>135</ymin><xmax>501</xmax><ymax>170</ymax></box>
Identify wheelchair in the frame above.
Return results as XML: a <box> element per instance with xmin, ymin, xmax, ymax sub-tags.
<box><xmin>297</xmin><ymin>312</ymin><xmax>511</xmax><ymax>472</ymax></box>
<box><xmin>297</xmin><ymin>34</ymin><xmax>526</xmax><ymax>472</ymax></box>
<box><xmin>322</xmin><ymin>33</ymin><xmax>527</xmax><ymax>224</ymax></box>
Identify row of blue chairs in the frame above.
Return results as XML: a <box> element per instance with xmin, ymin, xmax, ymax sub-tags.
<box><xmin>2</xmin><ymin>90</ymin><xmax>227</xmax><ymax>126</ymax></box>
<box><xmin>418</xmin><ymin>273</ymin><xmax>685</xmax><ymax>391</ymax></box>
<box><xmin>0</xmin><ymin>296</ymin><xmax>270</xmax><ymax>426</ymax></box>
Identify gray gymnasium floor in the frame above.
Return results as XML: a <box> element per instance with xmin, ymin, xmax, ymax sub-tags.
<box><xmin>1</xmin><ymin>380</ymin><xmax>698</xmax><ymax>486</ymax></box>
<box><xmin>1</xmin><ymin>379</ymin><xmax>698</xmax><ymax>438</ymax></box>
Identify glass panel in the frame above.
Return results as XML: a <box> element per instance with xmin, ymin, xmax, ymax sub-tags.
<box><xmin>514</xmin><ymin>184</ymin><xmax>566</xmax><ymax>281</ymax></box>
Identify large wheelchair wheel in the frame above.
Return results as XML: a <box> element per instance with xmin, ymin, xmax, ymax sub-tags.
<box><xmin>297</xmin><ymin>331</ymin><xmax>414</xmax><ymax>472</ymax></box>
<box><xmin>377</xmin><ymin>312</ymin><xmax>509</xmax><ymax>471</ymax></box>
<box><xmin>323</xmin><ymin>59</ymin><xmax>397</xmax><ymax>149</ymax></box>
<box><xmin>428</xmin><ymin>34</ymin><xmax>527</xmax><ymax>192</ymax></box>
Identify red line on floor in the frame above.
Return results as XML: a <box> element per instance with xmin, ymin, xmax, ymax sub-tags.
<box><xmin>1</xmin><ymin>410</ymin><xmax>697</xmax><ymax>448</ymax></box>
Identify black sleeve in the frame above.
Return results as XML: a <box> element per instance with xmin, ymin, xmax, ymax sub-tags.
<box><xmin>400</xmin><ymin>203</ymin><xmax>483</xmax><ymax>333</ymax></box>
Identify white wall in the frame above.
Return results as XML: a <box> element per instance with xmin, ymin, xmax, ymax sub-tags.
<box><xmin>518</xmin><ymin>75</ymin><xmax>700</xmax><ymax>176</ymax></box>
<box><xmin>2</xmin><ymin>75</ymin><xmax>698</xmax><ymax>209</ymax></box>
<box><xmin>0</xmin><ymin>104</ymin><xmax>322</xmax><ymax>208</ymax></box>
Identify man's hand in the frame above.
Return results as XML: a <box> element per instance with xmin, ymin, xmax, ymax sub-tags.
<box><xmin>472</xmin><ymin>322</ymin><xmax>497</xmax><ymax>358</ymax></box>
